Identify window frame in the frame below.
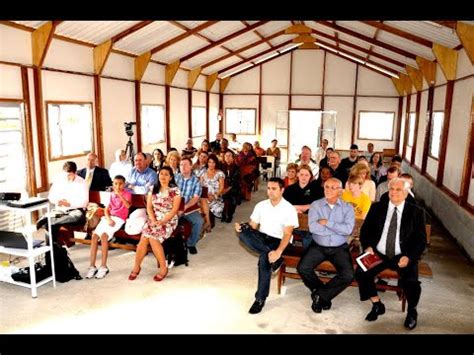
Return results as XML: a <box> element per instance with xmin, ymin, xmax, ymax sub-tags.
<box><xmin>428</xmin><ymin>110</ymin><xmax>445</xmax><ymax>161</ymax></box>
<box><xmin>191</xmin><ymin>106</ymin><xmax>207</xmax><ymax>139</ymax></box>
<box><xmin>45</xmin><ymin>101</ymin><xmax>95</xmax><ymax>162</ymax></box>
<box><xmin>357</xmin><ymin>110</ymin><xmax>395</xmax><ymax>141</ymax></box>
<box><xmin>224</xmin><ymin>107</ymin><xmax>257</xmax><ymax>135</ymax></box>
<box><xmin>141</xmin><ymin>104</ymin><xmax>166</xmax><ymax>145</ymax></box>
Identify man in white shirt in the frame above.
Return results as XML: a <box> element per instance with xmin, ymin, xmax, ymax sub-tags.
<box><xmin>315</xmin><ymin>138</ymin><xmax>329</xmax><ymax>165</ymax></box>
<box><xmin>295</xmin><ymin>146</ymin><xmax>319</xmax><ymax>180</ymax></box>
<box><xmin>109</xmin><ymin>149</ymin><xmax>132</xmax><ymax>182</ymax></box>
<box><xmin>36</xmin><ymin>161</ymin><xmax>89</xmax><ymax>239</ymax></box>
<box><xmin>228</xmin><ymin>133</ymin><xmax>242</xmax><ymax>153</ymax></box>
<box><xmin>234</xmin><ymin>177</ymin><xmax>298</xmax><ymax>314</ymax></box>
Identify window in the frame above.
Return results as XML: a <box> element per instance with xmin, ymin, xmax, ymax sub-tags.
<box><xmin>192</xmin><ymin>106</ymin><xmax>206</xmax><ymax>138</ymax></box>
<box><xmin>429</xmin><ymin>111</ymin><xmax>444</xmax><ymax>159</ymax></box>
<box><xmin>407</xmin><ymin>112</ymin><xmax>416</xmax><ymax>147</ymax></box>
<box><xmin>225</xmin><ymin>108</ymin><xmax>256</xmax><ymax>135</ymax></box>
<box><xmin>358</xmin><ymin>111</ymin><xmax>395</xmax><ymax>141</ymax></box>
<box><xmin>47</xmin><ymin>102</ymin><xmax>93</xmax><ymax>160</ymax></box>
<box><xmin>141</xmin><ymin>104</ymin><xmax>165</xmax><ymax>145</ymax></box>
<box><xmin>0</xmin><ymin>102</ymin><xmax>27</xmax><ymax>192</ymax></box>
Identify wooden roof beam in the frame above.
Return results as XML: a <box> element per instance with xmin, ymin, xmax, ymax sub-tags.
<box><xmin>315</xmin><ymin>21</ymin><xmax>418</xmax><ymax>59</ymax></box>
<box><xmin>220</xmin><ymin>77</ymin><xmax>231</xmax><ymax>93</ymax></box>
<box><xmin>188</xmin><ymin>66</ymin><xmax>202</xmax><ymax>89</ymax></box>
<box><xmin>399</xmin><ymin>73</ymin><xmax>413</xmax><ymax>95</ymax></box>
<box><xmin>180</xmin><ymin>21</ymin><xmax>269</xmax><ymax>62</ymax></box>
<box><xmin>206</xmin><ymin>72</ymin><xmax>218</xmax><ymax>91</ymax></box>
<box><xmin>134</xmin><ymin>51</ymin><xmax>152</xmax><ymax>81</ymax></box>
<box><xmin>94</xmin><ymin>40</ymin><xmax>113</xmax><ymax>75</ymax></box>
<box><xmin>456</xmin><ymin>22</ymin><xmax>474</xmax><ymax>64</ymax></box>
<box><xmin>285</xmin><ymin>24</ymin><xmax>312</xmax><ymax>34</ymax></box>
<box><xmin>391</xmin><ymin>77</ymin><xmax>405</xmax><ymax>96</ymax></box>
<box><xmin>310</xmin><ymin>28</ymin><xmax>406</xmax><ymax>69</ymax></box>
<box><xmin>242</xmin><ymin>21</ymin><xmax>274</xmax><ymax>49</ymax></box>
<box><xmin>406</xmin><ymin>65</ymin><xmax>423</xmax><ymax>91</ymax></box>
<box><xmin>363</xmin><ymin>21</ymin><xmax>433</xmax><ymax>47</ymax></box>
<box><xmin>416</xmin><ymin>56</ymin><xmax>437</xmax><ymax>86</ymax></box>
<box><xmin>432</xmin><ymin>43</ymin><xmax>458</xmax><ymax>81</ymax></box>
<box><xmin>165</xmin><ymin>60</ymin><xmax>181</xmax><ymax>85</ymax></box>
<box><xmin>32</xmin><ymin>21</ymin><xmax>58</xmax><ymax>67</ymax></box>
<box><xmin>112</xmin><ymin>21</ymin><xmax>154</xmax><ymax>43</ymax></box>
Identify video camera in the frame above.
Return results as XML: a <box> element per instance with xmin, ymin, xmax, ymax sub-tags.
<box><xmin>124</xmin><ymin>122</ymin><xmax>136</xmax><ymax>137</ymax></box>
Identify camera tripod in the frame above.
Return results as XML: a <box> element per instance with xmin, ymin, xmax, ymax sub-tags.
<box><xmin>124</xmin><ymin>136</ymin><xmax>135</xmax><ymax>163</ymax></box>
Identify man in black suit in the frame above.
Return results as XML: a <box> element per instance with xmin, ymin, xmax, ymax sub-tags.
<box><xmin>78</xmin><ymin>153</ymin><xmax>112</xmax><ymax>192</ymax></box>
<box><xmin>355</xmin><ymin>177</ymin><xmax>426</xmax><ymax>330</ymax></box>
<box><xmin>210</xmin><ymin>132</ymin><xmax>223</xmax><ymax>153</ymax></box>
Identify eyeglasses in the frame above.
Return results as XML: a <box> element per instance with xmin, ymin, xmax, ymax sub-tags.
<box><xmin>324</xmin><ymin>185</ymin><xmax>341</xmax><ymax>190</ymax></box>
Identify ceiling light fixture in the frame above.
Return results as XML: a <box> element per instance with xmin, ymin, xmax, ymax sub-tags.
<box><xmin>220</xmin><ymin>63</ymin><xmax>254</xmax><ymax>79</ymax></box>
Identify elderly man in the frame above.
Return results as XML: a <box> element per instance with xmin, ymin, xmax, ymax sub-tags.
<box><xmin>127</xmin><ymin>152</ymin><xmax>158</xmax><ymax>194</ymax></box>
<box><xmin>109</xmin><ymin>149</ymin><xmax>132</xmax><ymax>182</ymax></box>
<box><xmin>295</xmin><ymin>145</ymin><xmax>319</xmax><ymax>180</ymax></box>
<box><xmin>297</xmin><ymin>177</ymin><xmax>355</xmax><ymax>313</ymax></box>
<box><xmin>210</xmin><ymin>132</ymin><xmax>223</xmax><ymax>153</ymax></box>
<box><xmin>328</xmin><ymin>151</ymin><xmax>349</xmax><ymax>186</ymax></box>
<box><xmin>77</xmin><ymin>152</ymin><xmax>112</xmax><ymax>191</ymax></box>
<box><xmin>356</xmin><ymin>178</ymin><xmax>426</xmax><ymax>330</ymax></box>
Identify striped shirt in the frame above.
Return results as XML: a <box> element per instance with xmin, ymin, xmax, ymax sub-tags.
<box><xmin>175</xmin><ymin>173</ymin><xmax>202</xmax><ymax>204</ymax></box>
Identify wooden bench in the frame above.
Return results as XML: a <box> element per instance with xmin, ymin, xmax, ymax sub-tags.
<box><xmin>279</xmin><ymin>214</ymin><xmax>433</xmax><ymax>311</ymax></box>
<box><xmin>69</xmin><ymin>191</ymin><xmax>190</xmax><ymax>251</ymax></box>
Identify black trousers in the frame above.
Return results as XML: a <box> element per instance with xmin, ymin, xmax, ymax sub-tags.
<box><xmin>355</xmin><ymin>253</ymin><xmax>421</xmax><ymax>310</ymax></box>
<box><xmin>297</xmin><ymin>241</ymin><xmax>354</xmax><ymax>302</ymax></box>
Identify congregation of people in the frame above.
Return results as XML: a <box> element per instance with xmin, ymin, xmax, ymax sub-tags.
<box><xmin>38</xmin><ymin>133</ymin><xmax>426</xmax><ymax>330</ymax></box>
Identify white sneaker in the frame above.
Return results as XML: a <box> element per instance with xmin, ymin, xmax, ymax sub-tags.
<box><xmin>166</xmin><ymin>260</ymin><xmax>175</xmax><ymax>270</ymax></box>
<box><xmin>85</xmin><ymin>266</ymin><xmax>97</xmax><ymax>279</ymax></box>
<box><xmin>95</xmin><ymin>266</ymin><xmax>109</xmax><ymax>279</ymax></box>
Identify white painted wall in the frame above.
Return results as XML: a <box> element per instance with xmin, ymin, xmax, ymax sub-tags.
<box><xmin>262</xmin><ymin>54</ymin><xmax>290</xmax><ymax>94</ymax></box>
<box><xmin>44</xmin><ymin>40</ymin><xmax>93</xmax><ymax>73</ymax></box>
<box><xmin>142</xmin><ymin>62</ymin><xmax>165</xmax><ymax>85</ymax></box>
<box><xmin>194</xmin><ymin>75</ymin><xmax>206</xmax><ymax>92</ymax></box>
<box><xmin>456</xmin><ymin>49</ymin><xmax>473</xmax><ymax>79</ymax></box>
<box><xmin>292</xmin><ymin>95</ymin><xmax>322</xmax><ymax>109</ymax></box>
<box><xmin>141</xmin><ymin>83</ymin><xmax>166</xmax><ymax>155</ymax></box>
<box><xmin>261</xmin><ymin>95</ymin><xmax>289</xmax><ymax>148</ymax></box>
<box><xmin>358</xmin><ymin>66</ymin><xmax>399</xmax><ymax>96</ymax></box>
<box><xmin>415</xmin><ymin>90</ymin><xmax>428</xmax><ymax>168</ymax></box>
<box><xmin>443</xmin><ymin>77</ymin><xmax>473</xmax><ymax>194</ymax></box>
<box><xmin>101</xmin><ymin>78</ymin><xmax>136</xmax><ymax>169</ymax></box>
<box><xmin>0</xmin><ymin>64</ymin><xmax>22</xmax><ymax>98</ymax></box>
<box><xmin>169</xmin><ymin>88</ymin><xmax>188</xmax><ymax>150</ymax></box>
<box><xmin>436</xmin><ymin>63</ymin><xmax>448</xmax><ymax>85</ymax></box>
<box><xmin>41</xmin><ymin>70</ymin><xmax>95</xmax><ymax>180</ymax></box>
<box><xmin>399</xmin><ymin>96</ymin><xmax>407</xmax><ymax>153</ymax></box>
<box><xmin>325</xmin><ymin>53</ymin><xmax>356</xmax><ymax>95</ymax></box>
<box><xmin>324</xmin><ymin>96</ymin><xmax>353</xmax><ymax>150</ymax></box>
<box><xmin>433</xmin><ymin>85</ymin><xmax>447</xmax><ymax>111</ymax></box>
<box><xmin>0</xmin><ymin>24</ymin><xmax>32</xmax><ymax>65</ymax></box>
<box><xmin>292</xmin><ymin>50</ymin><xmax>324</xmax><ymax>94</ymax></box>
<box><xmin>173</xmin><ymin>69</ymin><xmax>188</xmax><ymax>89</ymax></box>
<box><xmin>226</xmin><ymin>67</ymin><xmax>259</xmax><ymax>93</ymax></box>
<box><xmin>101</xmin><ymin>53</ymin><xmax>134</xmax><ymax>80</ymax></box>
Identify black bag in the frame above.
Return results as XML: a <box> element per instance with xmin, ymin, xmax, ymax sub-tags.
<box><xmin>45</xmin><ymin>243</ymin><xmax>82</xmax><ymax>282</ymax></box>
<box><xmin>163</xmin><ymin>233</ymin><xmax>189</xmax><ymax>267</ymax></box>
<box><xmin>11</xmin><ymin>262</ymin><xmax>52</xmax><ymax>284</ymax></box>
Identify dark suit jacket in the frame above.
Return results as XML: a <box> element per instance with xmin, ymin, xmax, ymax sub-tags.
<box><xmin>360</xmin><ymin>199</ymin><xmax>426</xmax><ymax>262</ymax></box>
<box><xmin>78</xmin><ymin>167</ymin><xmax>112</xmax><ymax>192</ymax></box>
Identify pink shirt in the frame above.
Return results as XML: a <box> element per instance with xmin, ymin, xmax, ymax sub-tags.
<box><xmin>108</xmin><ymin>190</ymin><xmax>132</xmax><ymax>221</ymax></box>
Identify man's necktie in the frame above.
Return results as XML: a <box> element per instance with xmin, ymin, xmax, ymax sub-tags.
<box><xmin>86</xmin><ymin>171</ymin><xmax>93</xmax><ymax>188</ymax></box>
<box><xmin>385</xmin><ymin>207</ymin><xmax>398</xmax><ymax>258</ymax></box>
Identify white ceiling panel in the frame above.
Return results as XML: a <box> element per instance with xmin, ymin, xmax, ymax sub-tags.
<box><xmin>152</xmin><ymin>36</ymin><xmax>209</xmax><ymax>63</ymax></box>
<box><xmin>257</xmin><ymin>21</ymin><xmax>292</xmax><ymax>37</ymax></box>
<box><xmin>183</xmin><ymin>47</ymin><xmax>229</xmax><ymax>68</ymax></box>
<box><xmin>114</xmin><ymin>21</ymin><xmax>185</xmax><ymax>55</ymax></box>
<box><xmin>175</xmin><ymin>21</ymin><xmax>207</xmax><ymax>29</ymax></box>
<box><xmin>338</xmin><ymin>44</ymin><xmax>370</xmax><ymax>59</ymax></box>
<box><xmin>385</xmin><ymin>21</ymin><xmax>461</xmax><ymax>48</ymax></box>
<box><xmin>336</xmin><ymin>21</ymin><xmax>377</xmax><ymax>38</ymax></box>
<box><xmin>337</xmin><ymin>33</ymin><xmax>372</xmax><ymax>50</ymax></box>
<box><xmin>56</xmin><ymin>21</ymin><xmax>140</xmax><ymax>45</ymax></box>
<box><xmin>239</xmin><ymin>43</ymin><xmax>269</xmax><ymax>58</ymax></box>
<box><xmin>199</xmin><ymin>21</ymin><xmax>246</xmax><ymax>42</ymax></box>
<box><xmin>377</xmin><ymin>31</ymin><xmax>435</xmax><ymax>61</ymax></box>
<box><xmin>13</xmin><ymin>21</ymin><xmax>46</xmax><ymax>28</ymax></box>
<box><xmin>372</xmin><ymin>46</ymin><xmax>417</xmax><ymax>67</ymax></box>
<box><xmin>269</xmin><ymin>34</ymin><xmax>295</xmax><ymax>47</ymax></box>
<box><xmin>202</xmin><ymin>56</ymin><xmax>243</xmax><ymax>75</ymax></box>
<box><xmin>307</xmin><ymin>22</ymin><xmax>336</xmax><ymax>37</ymax></box>
<box><xmin>222</xmin><ymin>32</ymin><xmax>262</xmax><ymax>51</ymax></box>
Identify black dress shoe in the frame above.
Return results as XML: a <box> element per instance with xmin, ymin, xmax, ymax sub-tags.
<box><xmin>404</xmin><ymin>309</ymin><xmax>418</xmax><ymax>330</ymax></box>
<box><xmin>271</xmin><ymin>257</ymin><xmax>284</xmax><ymax>273</ymax></box>
<box><xmin>311</xmin><ymin>294</ymin><xmax>323</xmax><ymax>313</ymax></box>
<box><xmin>365</xmin><ymin>302</ymin><xmax>385</xmax><ymax>321</ymax></box>
<box><xmin>322</xmin><ymin>299</ymin><xmax>332</xmax><ymax>310</ymax></box>
<box><xmin>188</xmin><ymin>246</ymin><xmax>198</xmax><ymax>255</ymax></box>
<box><xmin>248</xmin><ymin>299</ymin><xmax>265</xmax><ymax>314</ymax></box>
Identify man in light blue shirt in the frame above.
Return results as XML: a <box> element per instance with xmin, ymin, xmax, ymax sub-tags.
<box><xmin>297</xmin><ymin>177</ymin><xmax>355</xmax><ymax>313</ymax></box>
<box><xmin>127</xmin><ymin>152</ymin><xmax>157</xmax><ymax>194</ymax></box>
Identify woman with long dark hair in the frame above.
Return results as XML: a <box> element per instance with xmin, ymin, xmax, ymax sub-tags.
<box><xmin>221</xmin><ymin>150</ymin><xmax>241</xmax><ymax>223</ymax></box>
<box><xmin>129</xmin><ymin>166</ymin><xmax>181</xmax><ymax>282</ymax></box>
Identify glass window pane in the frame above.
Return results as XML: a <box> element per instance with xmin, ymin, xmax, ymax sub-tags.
<box><xmin>358</xmin><ymin>112</ymin><xmax>395</xmax><ymax>140</ymax></box>
<box><xmin>429</xmin><ymin>112</ymin><xmax>444</xmax><ymax>159</ymax></box>
<box><xmin>225</xmin><ymin>108</ymin><xmax>256</xmax><ymax>135</ymax></box>
<box><xmin>141</xmin><ymin>105</ymin><xmax>165</xmax><ymax>145</ymax></box>
<box><xmin>408</xmin><ymin>113</ymin><xmax>416</xmax><ymax>147</ymax></box>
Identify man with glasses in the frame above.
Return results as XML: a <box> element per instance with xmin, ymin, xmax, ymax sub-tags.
<box><xmin>297</xmin><ymin>177</ymin><xmax>355</xmax><ymax>313</ymax></box>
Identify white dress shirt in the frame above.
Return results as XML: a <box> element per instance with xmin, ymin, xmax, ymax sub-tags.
<box><xmin>48</xmin><ymin>173</ymin><xmax>89</xmax><ymax>210</ymax></box>
<box><xmin>376</xmin><ymin>200</ymin><xmax>405</xmax><ymax>256</ymax></box>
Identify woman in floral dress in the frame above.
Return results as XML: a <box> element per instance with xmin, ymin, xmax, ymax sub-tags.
<box><xmin>200</xmin><ymin>154</ymin><xmax>225</xmax><ymax>221</ymax></box>
<box><xmin>129</xmin><ymin>166</ymin><xmax>181</xmax><ymax>282</ymax></box>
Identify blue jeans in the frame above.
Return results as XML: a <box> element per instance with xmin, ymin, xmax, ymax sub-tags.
<box><xmin>182</xmin><ymin>211</ymin><xmax>204</xmax><ymax>248</ymax></box>
<box><xmin>239</xmin><ymin>228</ymin><xmax>281</xmax><ymax>300</ymax></box>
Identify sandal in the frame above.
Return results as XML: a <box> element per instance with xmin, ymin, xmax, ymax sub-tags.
<box><xmin>153</xmin><ymin>270</ymin><xmax>168</xmax><ymax>282</ymax></box>
<box><xmin>128</xmin><ymin>267</ymin><xmax>141</xmax><ymax>281</ymax></box>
